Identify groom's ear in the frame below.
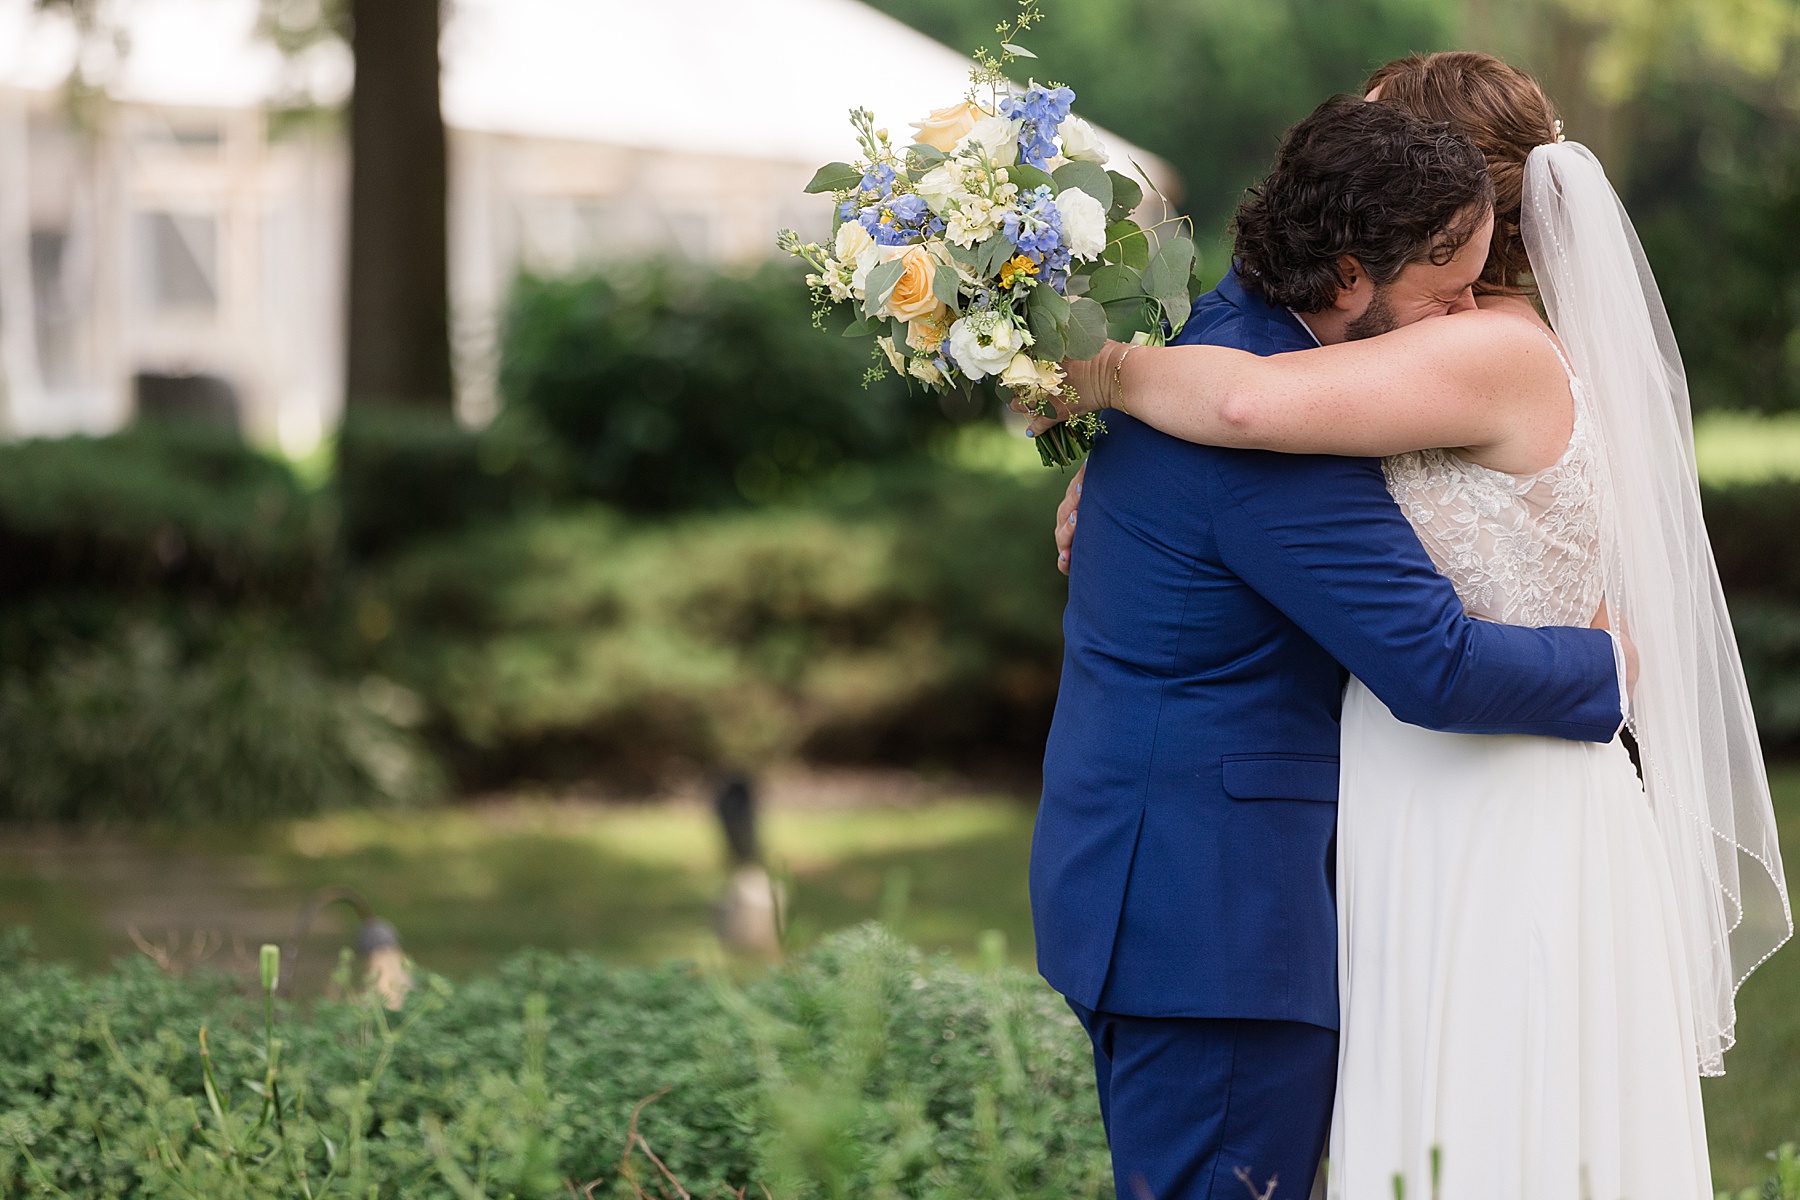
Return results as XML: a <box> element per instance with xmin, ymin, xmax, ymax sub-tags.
<box><xmin>1332</xmin><ymin>255</ymin><xmax>1374</xmax><ymax>314</ymax></box>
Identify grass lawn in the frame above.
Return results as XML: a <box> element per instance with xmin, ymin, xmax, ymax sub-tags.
<box><xmin>0</xmin><ymin>772</ymin><xmax>1795</xmax><ymax>1187</ymax></box>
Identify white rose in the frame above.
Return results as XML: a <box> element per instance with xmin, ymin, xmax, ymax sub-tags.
<box><xmin>947</xmin><ymin>311</ymin><xmax>1026</xmax><ymax>380</ymax></box>
<box><xmin>848</xmin><ymin>241</ymin><xmax>889</xmax><ymax>296</ymax></box>
<box><xmin>1059</xmin><ymin>115</ymin><xmax>1110</xmax><ymax>165</ymax></box>
<box><xmin>1000</xmin><ymin>353</ymin><xmax>1063</xmax><ymax>395</ymax></box>
<box><xmin>915</xmin><ymin>163</ymin><xmax>958</xmax><ymax>214</ymax></box>
<box><xmin>835</xmin><ymin>220</ymin><xmax>874</xmax><ymax>264</ymax></box>
<box><xmin>876</xmin><ymin>335</ymin><xmax>907</xmax><ymax>374</ymax></box>
<box><xmin>958</xmin><ymin>116</ymin><xmax>1021</xmax><ymax>166</ymax></box>
<box><xmin>1056</xmin><ymin>188</ymin><xmax>1108</xmax><ymax>260</ymax></box>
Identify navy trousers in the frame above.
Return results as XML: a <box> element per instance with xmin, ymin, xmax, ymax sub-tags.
<box><xmin>1068</xmin><ymin>1001</ymin><xmax>1337</xmax><ymax>1200</ymax></box>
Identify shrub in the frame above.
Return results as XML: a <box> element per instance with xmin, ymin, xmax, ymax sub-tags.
<box><xmin>499</xmin><ymin>259</ymin><xmax>971</xmax><ymax>514</ymax></box>
<box><xmin>0</xmin><ymin>426</ymin><xmax>334</xmax><ymax>605</ymax></box>
<box><xmin>0</xmin><ymin>619</ymin><xmax>439</xmax><ymax>822</ymax></box>
<box><xmin>357</xmin><ymin>458</ymin><xmax>1069</xmax><ymax>787</ymax></box>
<box><xmin>0</xmin><ymin>924</ymin><xmax>1110</xmax><ymax>1198</ymax></box>
<box><xmin>335</xmin><ymin>404</ymin><xmax>574</xmax><ymax>561</ymax></box>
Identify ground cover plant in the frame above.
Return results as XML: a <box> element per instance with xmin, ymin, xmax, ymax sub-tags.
<box><xmin>0</xmin><ymin>924</ymin><xmax>1109</xmax><ymax>1199</ymax></box>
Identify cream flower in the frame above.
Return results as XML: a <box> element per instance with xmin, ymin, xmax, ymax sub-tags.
<box><xmin>835</xmin><ymin>220</ymin><xmax>874</xmax><ymax>264</ymax></box>
<box><xmin>1056</xmin><ymin>188</ymin><xmax>1109</xmax><ymax>260</ymax></box>
<box><xmin>876</xmin><ymin>335</ymin><xmax>907</xmax><ymax>374</ymax></box>
<box><xmin>909</xmin><ymin>357</ymin><xmax>947</xmax><ymax>388</ymax></box>
<box><xmin>849</xmin><ymin>242</ymin><xmax>887</xmax><ymax>296</ymax></box>
<box><xmin>1059</xmin><ymin>115</ymin><xmax>1110</xmax><ymax>165</ymax></box>
<box><xmin>958</xmin><ymin>116</ymin><xmax>1022</xmax><ymax>166</ymax></box>
<box><xmin>1000</xmin><ymin>353</ymin><xmax>1064</xmax><ymax>395</ymax></box>
<box><xmin>915</xmin><ymin>163</ymin><xmax>959</xmax><ymax>214</ymax></box>
<box><xmin>910</xmin><ymin>102</ymin><xmax>983</xmax><ymax>153</ymax></box>
<box><xmin>947</xmin><ymin>310</ymin><xmax>1026</xmax><ymax>380</ymax></box>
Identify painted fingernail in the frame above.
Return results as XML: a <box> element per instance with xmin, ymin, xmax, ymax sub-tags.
<box><xmin>1027</xmin><ymin>429</ymin><xmax>1037</xmax><ymax>438</ymax></box>
<box><xmin>1076</xmin><ymin>483</ymin><xmax>1083</xmax><ymax>496</ymax></box>
<box><xmin>1069</xmin><ymin>512</ymin><xmax>1077</xmax><ymax>524</ymax></box>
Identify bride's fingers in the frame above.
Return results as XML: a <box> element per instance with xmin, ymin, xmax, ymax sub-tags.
<box><xmin>1028</xmin><ymin>414</ymin><xmax>1061</xmax><ymax>436</ymax></box>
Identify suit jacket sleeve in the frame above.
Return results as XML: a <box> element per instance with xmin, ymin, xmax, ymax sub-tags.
<box><xmin>1208</xmin><ymin>449</ymin><xmax>1623</xmax><ymax>742</ymax></box>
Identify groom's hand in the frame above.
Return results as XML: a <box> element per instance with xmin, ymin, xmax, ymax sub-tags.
<box><xmin>1055</xmin><ymin>464</ymin><xmax>1085</xmax><ymax>575</ymax></box>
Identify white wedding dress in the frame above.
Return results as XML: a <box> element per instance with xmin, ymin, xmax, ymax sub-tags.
<box><xmin>1326</xmin><ymin>336</ymin><xmax>1714</xmax><ymax>1200</ymax></box>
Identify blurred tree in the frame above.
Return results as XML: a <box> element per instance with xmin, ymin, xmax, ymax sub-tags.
<box><xmin>343</xmin><ymin>0</ymin><xmax>452</xmax><ymax>413</ymax></box>
<box><xmin>867</xmin><ymin>0</ymin><xmax>1460</xmax><ymax>240</ymax></box>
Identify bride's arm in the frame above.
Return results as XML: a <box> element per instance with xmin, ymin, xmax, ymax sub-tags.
<box><xmin>1053</xmin><ymin>311</ymin><xmax>1566</xmax><ymax>459</ymax></box>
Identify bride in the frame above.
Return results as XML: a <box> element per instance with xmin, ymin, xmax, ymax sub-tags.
<box><xmin>1035</xmin><ymin>53</ymin><xmax>1791</xmax><ymax>1199</ymax></box>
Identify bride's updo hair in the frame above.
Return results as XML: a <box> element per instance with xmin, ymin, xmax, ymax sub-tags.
<box><xmin>1364</xmin><ymin>52</ymin><xmax>1560</xmax><ymax>294</ymax></box>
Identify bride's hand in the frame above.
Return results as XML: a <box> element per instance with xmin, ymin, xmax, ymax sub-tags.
<box><xmin>1004</xmin><ymin>343</ymin><xmax>1122</xmax><ymax>434</ymax></box>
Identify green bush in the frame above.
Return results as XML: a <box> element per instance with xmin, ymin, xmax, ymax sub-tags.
<box><xmin>0</xmin><ymin>619</ymin><xmax>439</xmax><ymax>822</ymax></box>
<box><xmin>358</xmin><ymin>457</ymin><xmax>1069</xmax><ymax>787</ymax></box>
<box><xmin>335</xmin><ymin>405</ymin><xmax>573</xmax><ymax>561</ymax></box>
<box><xmin>499</xmin><ymin>259</ymin><xmax>969</xmax><ymax>514</ymax></box>
<box><xmin>0</xmin><ymin>427</ymin><xmax>334</xmax><ymax>605</ymax></box>
<box><xmin>0</xmin><ymin>924</ymin><xmax>1109</xmax><ymax>1198</ymax></box>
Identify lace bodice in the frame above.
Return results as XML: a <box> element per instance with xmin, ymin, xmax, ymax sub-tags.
<box><xmin>1381</xmin><ymin>342</ymin><xmax>1603</xmax><ymax>629</ymax></box>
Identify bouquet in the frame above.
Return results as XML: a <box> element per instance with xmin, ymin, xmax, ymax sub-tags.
<box><xmin>777</xmin><ymin>22</ymin><xmax>1199</xmax><ymax>468</ymax></box>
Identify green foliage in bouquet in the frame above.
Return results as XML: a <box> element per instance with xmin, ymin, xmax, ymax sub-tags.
<box><xmin>779</xmin><ymin>11</ymin><xmax>1203</xmax><ymax>469</ymax></box>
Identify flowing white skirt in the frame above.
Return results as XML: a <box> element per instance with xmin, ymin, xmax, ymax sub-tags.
<box><xmin>1327</xmin><ymin>678</ymin><xmax>1712</xmax><ymax>1200</ymax></box>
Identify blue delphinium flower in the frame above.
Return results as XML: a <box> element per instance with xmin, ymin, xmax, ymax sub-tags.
<box><xmin>889</xmin><ymin>194</ymin><xmax>928</xmax><ymax>224</ymax></box>
<box><xmin>1003</xmin><ymin>185</ymin><xmax>1073</xmax><ymax>290</ymax></box>
<box><xmin>1001</xmin><ymin>85</ymin><xmax>1076</xmax><ymax>170</ymax></box>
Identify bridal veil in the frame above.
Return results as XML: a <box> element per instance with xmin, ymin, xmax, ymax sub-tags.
<box><xmin>1523</xmin><ymin>140</ymin><xmax>1793</xmax><ymax>1075</ymax></box>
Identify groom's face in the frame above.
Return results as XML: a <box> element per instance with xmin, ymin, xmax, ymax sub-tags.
<box><xmin>1339</xmin><ymin>206</ymin><xmax>1493</xmax><ymax>341</ymax></box>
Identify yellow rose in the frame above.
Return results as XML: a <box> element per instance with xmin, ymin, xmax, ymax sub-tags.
<box><xmin>907</xmin><ymin>311</ymin><xmax>950</xmax><ymax>355</ymax></box>
<box><xmin>883</xmin><ymin>245</ymin><xmax>947</xmax><ymax>323</ymax></box>
<box><xmin>910</xmin><ymin>102</ymin><xmax>983</xmax><ymax>153</ymax></box>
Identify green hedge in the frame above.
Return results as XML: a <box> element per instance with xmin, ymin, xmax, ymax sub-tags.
<box><xmin>499</xmin><ymin>260</ymin><xmax>965</xmax><ymax>514</ymax></box>
<box><xmin>0</xmin><ymin>925</ymin><xmax>1109</xmax><ymax>1199</ymax></box>
<box><xmin>358</xmin><ymin>460</ymin><xmax>1069</xmax><ymax>787</ymax></box>
<box><xmin>0</xmin><ymin>427</ymin><xmax>334</xmax><ymax>604</ymax></box>
<box><xmin>0</xmin><ymin>618</ymin><xmax>439</xmax><ymax>822</ymax></box>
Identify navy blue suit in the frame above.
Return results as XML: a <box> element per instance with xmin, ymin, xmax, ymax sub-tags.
<box><xmin>1031</xmin><ymin>270</ymin><xmax>1624</xmax><ymax>1199</ymax></box>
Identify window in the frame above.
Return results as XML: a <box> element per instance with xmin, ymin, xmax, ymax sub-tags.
<box><xmin>137</xmin><ymin>211</ymin><xmax>218</xmax><ymax>314</ymax></box>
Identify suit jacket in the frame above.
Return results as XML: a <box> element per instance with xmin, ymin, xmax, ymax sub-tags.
<box><xmin>1030</xmin><ymin>269</ymin><xmax>1624</xmax><ymax>1030</ymax></box>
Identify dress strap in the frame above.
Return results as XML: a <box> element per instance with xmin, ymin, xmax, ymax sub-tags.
<box><xmin>1538</xmin><ymin>327</ymin><xmax>1578</xmax><ymax>384</ymax></box>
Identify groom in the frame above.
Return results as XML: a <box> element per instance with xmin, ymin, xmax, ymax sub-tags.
<box><xmin>1031</xmin><ymin>96</ymin><xmax>1626</xmax><ymax>1199</ymax></box>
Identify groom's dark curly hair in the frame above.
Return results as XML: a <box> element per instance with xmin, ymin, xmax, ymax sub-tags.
<box><xmin>1232</xmin><ymin>95</ymin><xmax>1494</xmax><ymax>312</ymax></box>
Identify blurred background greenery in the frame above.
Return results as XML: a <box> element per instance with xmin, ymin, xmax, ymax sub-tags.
<box><xmin>6</xmin><ymin>0</ymin><xmax>1800</xmax><ymax>1191</ymax></box>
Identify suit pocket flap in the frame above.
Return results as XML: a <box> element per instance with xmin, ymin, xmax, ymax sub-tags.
<box><xmin>1221</xmin><ymin>755</ymin><xmax>1338</xmax><ymax>803</ymax></box>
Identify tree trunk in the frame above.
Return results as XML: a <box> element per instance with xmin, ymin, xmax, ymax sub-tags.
<box><xmin>345</xmin><ymin>0</ymin><xmax>450</xmax><ymax>411</ymax></box>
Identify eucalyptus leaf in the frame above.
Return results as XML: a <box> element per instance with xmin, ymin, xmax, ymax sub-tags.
<box><xmin>1143</xmin><ymin>235</ymin><xmax>1197</xmax><ymax>331</ymax></box>
<box><xmin>1102</xmin><ymin>221</ymin><xmax>1150</xmax><ymax>271</ymax></box>
<box><xmin>843</xmin><ymin>316</ymin><xmax>875</xmax><ymax>338</ymax></box>
<box><xmin>949</xmin><ymin>240</ymin><xmax>984</xmax><ymax>270</ymax></box>
<box><xmin>1107</xmin><ymin>299</ymin><xmax>1155</xmax><ymax>342</ymax></box>
<box><xmin>1106</xmin><ymin>171</ymin><xmax>1145</xmax><ymax>221</ymax></box>
<box><xmin>862</xmin><ymin>257</ymin><xmax>907</xmax><ymax>320</ymax></box>
<box><xmin>1065</xmin><ymin>297</ymin><xmax>1109</xmax><ymax>360</ymax></box>
<box><xmin>979</xmin><ymin>235</ymin><xmax>1019</xmax><ymax>279</ymax></box>
<box><xmin>1085</xmin><ymin>264</ymin><xmax>1145</xmax><ymax>306</ymax></box>
<box><xmin>1008</xmin><ymin>163</ymin><xmax>1055</xmax><ymax>194</ymax></box>
<box><xmin>1052</xmin><ymin>161</ymin><xmax>1113</xmax><ymax>211</ymax></box>
<box><xmin>806</xmin><ymin>162</ymin><xmax>863</xmax><ymax>195</ymax></box>
<box><xmin>1027</xmin><ymin>286</ymin><xmax>1071</xmax><ymax>362</ymax></box>
<box><xmin>907</xmin><ymin>143</ymin><xmax>947</xmax><ymax>167</ymax></box>
<box><xmin>931</xmin><ymin>257</ymin><xmax>961</xmax><ymax>312</ymax></box>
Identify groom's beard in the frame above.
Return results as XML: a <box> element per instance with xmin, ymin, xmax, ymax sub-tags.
<box><xmin>1345</xmin><ymin>286</ymin><xmax>1398</xmax><ymax>341</ymax></box>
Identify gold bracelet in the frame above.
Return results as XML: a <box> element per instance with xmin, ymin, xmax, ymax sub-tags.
<box><xmin>1112</xmin><ymin>345</ymin><xmax>1134</xmax><ymax>415</ymax></box>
